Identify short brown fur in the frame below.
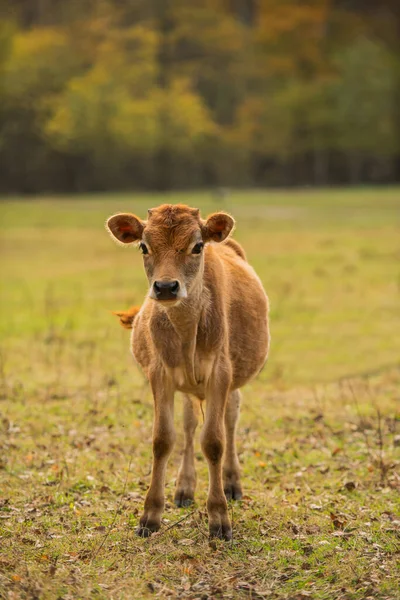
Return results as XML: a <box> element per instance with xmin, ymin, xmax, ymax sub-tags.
<box><xmin>106</xmin><ymin>204</ymin><xmax>269</xmax><ymax>540</ymax></box>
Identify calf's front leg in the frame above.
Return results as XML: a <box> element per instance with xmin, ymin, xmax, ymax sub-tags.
<box><xmin>137</xmin><ymin>371</ymin><xmax>175</xmax><ymax>537</ymax></box>
<box><xmin>201</xmin><ymin>372</ymin><xmax>232</xmax><ymax>540</ymax></box>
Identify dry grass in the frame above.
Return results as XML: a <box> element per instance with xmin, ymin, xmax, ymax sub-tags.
<box><xmin>0</xmin><ymin>188</ymin><xmax>399</xmax><ymax>599</ymax></box>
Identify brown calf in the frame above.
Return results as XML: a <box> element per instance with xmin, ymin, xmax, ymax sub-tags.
<box><xmin>106</xmin><ymin>204</ymin><xmax>269</xmax><ymax>540</ymax></box>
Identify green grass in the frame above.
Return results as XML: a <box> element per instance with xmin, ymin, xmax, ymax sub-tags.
<box><xmin>0</xmin><ymin>188</ymin><xmax>399</xmax><ymax>599</ymax></box>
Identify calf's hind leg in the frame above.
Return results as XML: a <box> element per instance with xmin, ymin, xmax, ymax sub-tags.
<box><xmin>223</xmin><ymin>389</ymin><xmax>243</xmax><ymax>501</ymax></box>
<box><xmin>174</xmin><ymin>395</ymin><xmax>199</xmax><ymax>507</ymax></box>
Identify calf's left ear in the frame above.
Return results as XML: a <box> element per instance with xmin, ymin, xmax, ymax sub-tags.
<box><xmin>202</xmin><ymin>212</ymin><xmax>235</xmax><ymax>242</ymax></box>
<box><xmin>106</xmin><ymin>213</ymin><xmax>145</xmax><ymax>244</ymax></box>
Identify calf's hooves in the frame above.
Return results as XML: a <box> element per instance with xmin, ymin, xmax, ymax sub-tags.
<box><xmin>209</xmin><ymin>523</ymin><xmax>233</xmax><ymax>541</ymax></box>
<box><xmin>174</xmin><ymin>491</ymin><xmax>194</xmax><ymax>508</ymax></box>
<box><xmin>136</xmin><ymin>519</ymin><xmax>160</xmax><ymax>538</ymax></box>
<box><xmin>224</xmin><ymin>483</ymin><xmax>243</xmax><ymax>501</ymax></box>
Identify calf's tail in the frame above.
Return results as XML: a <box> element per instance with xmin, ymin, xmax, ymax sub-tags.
<box><xmin>112</xmin><ymin>305</ymin><xmax>141</xmax><ymax>330</ymax></box>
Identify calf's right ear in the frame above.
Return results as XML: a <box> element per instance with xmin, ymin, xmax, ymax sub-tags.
<box><xmin>106</xmin><ymin>213</ymin><xmax>145</xmax><ymax>244</ymax></box>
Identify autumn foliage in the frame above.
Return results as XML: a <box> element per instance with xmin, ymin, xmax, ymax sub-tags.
<box><xmin>0</xmin><ymin>0</ymin><xmax>398</xmax><ymax>192</ymax></box>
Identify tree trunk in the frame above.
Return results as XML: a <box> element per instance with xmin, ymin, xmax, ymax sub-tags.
<box><xmin>313</xmin><ymin>148</ymin><xmax>329</xmax><ymax>186</ymax></box>
<box><xmin>348</xmin><ymin>152</ymin><xmax>362</xmax><ymax>184</ymax></box>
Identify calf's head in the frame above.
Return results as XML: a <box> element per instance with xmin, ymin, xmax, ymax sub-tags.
<box><xmin>106</xmin><ymin>204</ymin><xmax>234</xmax><ymax>305</ymax></box>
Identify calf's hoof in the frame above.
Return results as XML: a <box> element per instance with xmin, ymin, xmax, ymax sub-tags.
<box><xmin>209</xmin><ymin>523</ymin><xmax>233</xmax><ymax>541</ymax></box>
<box><xmin>136</xmin><ymin>517</ymin><xmax>160</xmax><ymax>538</ymax></box>
<box><xmin>174</xmin><ymin>491</ymin><xmax>194</xmax><ymax>508</ymax></box>
<box><xmin>224</xmin><ymin>482</ymin><xmax>243</xmax><ymax>501</ymax></box>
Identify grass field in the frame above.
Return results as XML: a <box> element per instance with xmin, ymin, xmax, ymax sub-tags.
<box><xmin>0</xmin><ymin>188</ymin><xmax>399</xmax><ymax>599</ymax></box>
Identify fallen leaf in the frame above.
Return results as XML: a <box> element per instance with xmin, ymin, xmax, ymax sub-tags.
<box><xmin>330</xmin><ymin>512</ymin><xmax>347</xmax><ymax>530</ymax></box>
<box><xmin>309</xmin><ymin>504</ymin><xmax>323</xmax><ymax>511</ymax></box>
<box><xmin>344</xmin><ymin>481</ymin><xmax>356</xmax><ymax>491</ymax></box>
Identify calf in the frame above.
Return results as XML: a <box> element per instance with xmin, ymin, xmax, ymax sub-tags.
<box><xmin>106</xmin><ymin>204</ymin><xmax>269</xmax><ymax>540</ymax></box>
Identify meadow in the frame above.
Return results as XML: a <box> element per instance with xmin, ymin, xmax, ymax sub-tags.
<box><xmin>0</xmin><ymin>188</ymin><xmax>399</xmax><ymax>599</ymax></box>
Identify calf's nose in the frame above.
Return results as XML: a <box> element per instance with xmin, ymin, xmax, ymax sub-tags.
<box><xmin>153</xmin><ymin>280</ymin><xmax>180</xmax><ymax>300</ymax></box>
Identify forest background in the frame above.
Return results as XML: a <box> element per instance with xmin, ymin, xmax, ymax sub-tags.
<box><xmin>0</xmin><ymin>0</ymin><xmax>399</xmax><ymax>194</ymax></box>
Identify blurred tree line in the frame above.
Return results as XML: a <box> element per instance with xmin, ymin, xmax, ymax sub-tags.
<box><xmin>0</xmin><ymin>0</ymin><xmax>399</xmax><ymax>192</ymax></box>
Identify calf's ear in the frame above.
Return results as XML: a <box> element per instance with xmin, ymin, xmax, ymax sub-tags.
<box><xmin>202</xmin><ymin>212</ymin><xmax>235</xmax><ymax>242</ymax></box>
<box><xmin>106</xmin><ymin>213</ymin><xmax>145</xmax><ymax>244</ymax></box>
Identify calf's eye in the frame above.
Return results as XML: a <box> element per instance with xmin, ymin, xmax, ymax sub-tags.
<box><xmin>191</xmin><ymin>242</ymin><xmax>204</xmax><ymax>255</ymax></box>
<box><xmin>139</xmin><ymin>242</ymin><xmax>149</xmax><ymax>255</ymax></box>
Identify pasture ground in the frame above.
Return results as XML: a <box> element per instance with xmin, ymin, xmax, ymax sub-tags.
<box><xmin>0</xmin><ymin>188</ymin><xmax>399</xmax><ymax>599</ymax></box>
